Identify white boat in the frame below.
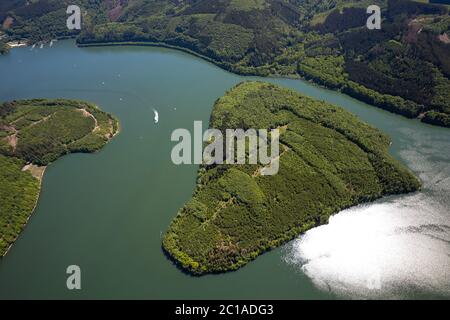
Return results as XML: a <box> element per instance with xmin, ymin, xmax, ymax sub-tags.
<box><xmin>39</xmin><ymin>43</ymin><xmax>44</xmax><ymax>49</ymax></box>
<box><xmin>153</xmin><ymin>109</ymin><xmax>159</xmax><ymax>124</ymax></box>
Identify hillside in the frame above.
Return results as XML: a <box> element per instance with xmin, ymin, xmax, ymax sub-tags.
<box><xmin>162</xmin><ymin>81</ymin><xmax>421</xmax><ymax>275</ymax></box>
<box><xmin>1</xmin><ymin>0</ymin><xmax>449</xmax><ymax>127</ymax></box>
<box><xmin>0</xmin><ymin>99</ymin><xmax>119</xmax><ymax>256</ymax></box>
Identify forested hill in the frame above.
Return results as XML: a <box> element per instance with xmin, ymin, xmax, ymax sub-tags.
<box><xmin>1</xmin><ymin>0</ymin><xmax>449</xmax><ymax>127</ymax></box>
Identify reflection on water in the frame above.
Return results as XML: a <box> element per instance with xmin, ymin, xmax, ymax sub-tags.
<box><xmin>284</xmin><ymin>125</ymin><xmax>450</xmax><ymax>299</ymax></box>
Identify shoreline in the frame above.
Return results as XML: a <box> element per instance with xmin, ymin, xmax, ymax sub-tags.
<box><xmin>0</xmin><ymin>108</ymin><xmax>119</xmax><ymax>258</ymax></box>
<box><xmin>76</xmin><ymin>40</ymin><xmax>448</xmax><ymax>128</ymax></box>
<box><xmin>2</xmin><ymin>165</ymin><xmax>46</xmax><ymax>258</ymax></box>
<box><xmin>77</xmin><ymin>40</ymin><xmax>301</xmax><ymax>79</ymax></box>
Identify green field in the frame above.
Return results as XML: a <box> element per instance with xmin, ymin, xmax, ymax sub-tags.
<box><xmin>162</xmin><ymin>81</ymin><xmax>421</xmax><ymax>274</ymax></box>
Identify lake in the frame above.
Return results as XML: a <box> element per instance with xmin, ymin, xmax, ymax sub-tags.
<box><xmin>0</xmin><ymin>40</ymin><xmax>448</xmax><ymax>299</ymax></box>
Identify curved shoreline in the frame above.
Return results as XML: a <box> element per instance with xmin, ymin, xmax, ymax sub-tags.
<box><xmin>1</xmin><ymin>134</ymin><xmax>119</xmax><ymax>258</ymax></box>
<box><xmin>77</xmin><ymin>40</ymin><xmax>311</xmax><ymax>81</ymax></box>
<box><xmin>79</xmin><ymin>41</ymin><xmax>224</xmax><ymax>68</ymax></box>
<box><xmin>6</xmin><ymin>38</ymin><xmax>447</xmax><ymax>127</ymax></box>
<box><xmin>75</xmin><ymin>40</ymin><xmax>449</xmax><ymax>128</ymax></box>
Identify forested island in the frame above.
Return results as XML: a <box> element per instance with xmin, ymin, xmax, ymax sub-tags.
<box><xmin>0</xmin><ymin>99</ymin><xmax>119</xmax><ymax>256</ymax></box>
<box><xmin>1</xmin><ymin>0</ymin><xmax>448</xmax><ymax>127</ymax></box>
<box><xmin>162</xmin><ymin>81</ymin><xmax>421</xmax><ymax>274</ymax></box>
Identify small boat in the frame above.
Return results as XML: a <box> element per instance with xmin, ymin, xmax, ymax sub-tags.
<box><xmin>31</xmin><ymin>44</ymin><xmax>36</xmax><ymax>50</ymax></box>
<box><xmin>153</xmin><ymin>109</ymin><xmax>159</xmax><ymax>124</ymax></box>
<box><xmin>39</xmin><ymin>43</ymin><xmax>44</xmax><ymax>49</ymax></box>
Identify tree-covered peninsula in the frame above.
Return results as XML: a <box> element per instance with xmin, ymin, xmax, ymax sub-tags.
<box><xmin>0</xmin><ymin>99</ymin><xmax>119</xmax><ymax>256</ymax></box>
<box><xmin>162</xmin><ymin>81</ymin><xmax>421</xmax><ymax>275</ymax></box>
<box><xmin>0</xmin><ymin>40</ymin><xmax>9</xmax><ymax>55</ymax></box>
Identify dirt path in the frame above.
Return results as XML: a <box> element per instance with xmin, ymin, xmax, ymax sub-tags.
<box><xmin>201</xmin><ymin>197</ymin><xmax>234</xmax><ymax>230</ymax></box>
<box><xmin>252</xmin><ymin>125</ymin><xmax>289</xmax><ymax>177</ymax></box>
<box><xmin>78</xmin><ymin>108</ymin><xmax>99</xmax><ymax>132</ymax></box>
<box><xmin>11</xmin><ymin>112</ymin><xmax>53</xmax><ymax>128</ymax></box>
<box><xmin>252</xmin><ymin>144</ymin><xmax>289</xmax><ymax>177</ymax></box>
<box><xmin>7</xmin><ymin>113</ymin><xmax>55</xmax><ymax>151</ymax></box>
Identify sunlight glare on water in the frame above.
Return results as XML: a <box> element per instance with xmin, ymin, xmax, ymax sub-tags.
<box><xmin>284</xmin><ymin>126</ymin><xmax>450</xmax><ymax>299</ymax></box>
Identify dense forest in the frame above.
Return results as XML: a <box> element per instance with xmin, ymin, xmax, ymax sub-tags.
<box><xmin>0</xmin><ymin>99</ymin><xmax>119</xmax><ymax>256</ymax></box>
<box><xmin>162</xmin><ymin>81</ymin><xmax>421</xmax><ymax>274</ymax></box>
<box><xmin>0</xmin><ymin>0</ymin><xmax>449</xmax><ymax>127</ymax></box>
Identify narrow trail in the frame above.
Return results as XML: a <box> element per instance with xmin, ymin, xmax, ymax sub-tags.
<box><xmin>78</xmin><ymin>108</ymin><xmax>99</xmax><ymax>132</ymax></box>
